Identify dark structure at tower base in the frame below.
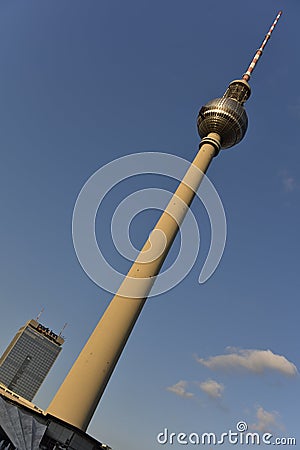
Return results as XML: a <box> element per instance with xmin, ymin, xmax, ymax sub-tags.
<box><xmin>0</xmin><ymin>385</ymin><xmax>111</xmax><ymax>450</ymax></box>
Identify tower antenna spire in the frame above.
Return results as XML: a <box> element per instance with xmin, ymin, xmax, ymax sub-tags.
<box><xmin>243</xmin><ymin>10</ymin><xmax>282</xmax><ymax>82</ymax></box>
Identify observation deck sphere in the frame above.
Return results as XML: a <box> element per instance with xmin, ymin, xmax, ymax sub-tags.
<box><xmin>197</xmin><ymin>97</ymin><xmax>248</xmax><ymax>149</ymax></box>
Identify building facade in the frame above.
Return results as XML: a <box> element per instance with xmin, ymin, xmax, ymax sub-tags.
<box><xmin>0</xmin><ymin>387</ymin><xmax>111</xmax><ymax>450</ymax></box>
<box><xmin>0</xmin><ymin>320</ymin><xmax>64</xmax><ymax>401</ymax></box>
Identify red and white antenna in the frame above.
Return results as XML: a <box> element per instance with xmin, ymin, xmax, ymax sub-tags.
<box><xmin>243</xmin><ymin>10</ymin><xmax>282</xmax><ymax>82</ymax></box>
<box><xmin>36</xmin><ymin>307</ymin><xmax>44</xmax><ymax>321</ymax></box>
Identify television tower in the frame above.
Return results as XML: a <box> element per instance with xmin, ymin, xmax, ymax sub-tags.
<box><xmin>47</xmin><ymin>11</ymin><xmax>282</xmax><ymax>431</ymax></box>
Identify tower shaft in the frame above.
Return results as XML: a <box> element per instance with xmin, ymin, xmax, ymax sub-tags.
<box><xmin>46</xmin><ymin>9</ymin><xmax>282</xmax><ymax>434</ymax></box>
<box><xmin>46</xmin><ymin>132</ymin><xmax>221</xmax><ymax>431</ymax></box>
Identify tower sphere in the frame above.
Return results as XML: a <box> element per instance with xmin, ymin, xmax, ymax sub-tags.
<box><xmin>197</xmin><ymin>97</ymin><xmax>248</xmax><ymax>149</ymax></box>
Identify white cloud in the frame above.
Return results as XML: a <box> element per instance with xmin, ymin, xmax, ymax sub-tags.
<box><xmin>196</xmin><ymin>348</ymin><xmax>298</xmax><ymax>376</ymax></box>
<box><xmin>280</xmin><ymin>170</ymin><xmax>297</xmax><ymax>192</ymax></box>
<box><xmin>199</xmin><ymin>379</ymin><xmax>224</xmax><ymax>398</ymax></box>
<box><xmin>166</xmin><ymin>380</ymin><xmax>194</xmax><ymax>398</ymax></box>
<box><xmin>251</xmin><ymin>406</ymin><xmax>283</xmax><ymax>433</ymax></box>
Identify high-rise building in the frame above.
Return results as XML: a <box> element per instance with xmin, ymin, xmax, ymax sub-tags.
<box><xmin>0</xmin><ymin>319</ymin><xmax>64</xmax><ymax>402</ymax></box>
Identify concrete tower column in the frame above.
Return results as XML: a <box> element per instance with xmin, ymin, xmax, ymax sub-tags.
<box><xmin>46</xmin><ymin>132</ymin><xmax>221</xmax><ymax>431</ymax></box>
<box><xmin>46</xmin><ymin>9</ymin><xmax>282</xmax><ymax>433</ymax></box>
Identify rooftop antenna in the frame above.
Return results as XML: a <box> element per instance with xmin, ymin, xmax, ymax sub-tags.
<box><xmin>35</xmin><ymin>307</ymin><xmax>44</xmax><ymax>322</ymax></box>
<box><xmin>59</xmin><ymin>322</ymin><xmax>68</xmax><ymax>338</ymax></box>
<box><xmin>47</xmin><ymin>11</ymin><xmax>283</xmax><ymax>432</ymax></box>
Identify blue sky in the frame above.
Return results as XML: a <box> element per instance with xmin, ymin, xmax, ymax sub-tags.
<box><xmin>0</xmin><ymin>0</ymin><xmax>299</xmax><ymax>449</ymax></box>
